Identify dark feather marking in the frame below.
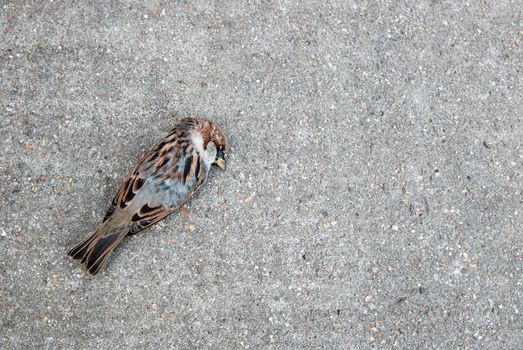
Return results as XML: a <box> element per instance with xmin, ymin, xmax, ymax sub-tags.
<box><xmin>159</xmin><ymin>156</ymin><xmax>170</xmax><ymax>168</ymax></box>
<box><xmin>131</xmin><ymin>203</ymin><xmax>162</xmax><ymax>222</ymax></box>
<box><xmin>118</xmin><ymin>178</ymin><xmax>131</xmax><ymax>209</ymax></box>
<box><xmin>103</xmin><ymin>195</ymin><xmax>117</xmax><ymax>222</ymax></box>
<box><xmin>134</xmin><ymin>178</ymin><xmax>145</xmax><ymax>191</ymax></box>
<box><xmin>128</xmin><ymin>226</ymin><xmax>140</xmax><ymax>235</ymax></box>
<box><xmin>159</xmin><ymin>143</ymin><xmax>174</xmax><ymax>158</ymax></box>
<box><xmin>124</xmin><ymin>184</ymin><xmax>136</xmax><ymax>203</ymax></box>
<box><xmin>194</xmin><ymin>155</ymin><xmax>201</xmax><ymax>179</ymax></box>
<box><xmin>87</xmin><ymin>258</ymin><xmax>104</xmax><ymax>275</ymax></box>
<box><xmin>141</xmin><ymin>203</ymin><xmax>160</xmax><ymax>215</ymax></box>
<box><xmin>148</xmin><ymin>151</ymin><xmax>158</xmax><ymax>162</ymax></box>
<box><xmin>183</xmin><ymin>155</ymin><xmax>193</xmax><ymax>182</ymax></box>
<box><xmin>155</xmin><ymin>140</ymin><xmax>166</xmax><ymax>151</ymax></box>
<box><xmin>128</xmin><ymin>219</ymin><xmax>152</xmax><ymax>235</ymax></box>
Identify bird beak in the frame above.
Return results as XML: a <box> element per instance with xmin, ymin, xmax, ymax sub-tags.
<box><xmin>215</xmin><ymin>156</ymin><xmax>226</xmax><ymax>170</ymax></box>
<box><xmin>215</xmin><ymin>149</ymin><xmax>226</xmax><ymax>170</ymax></box>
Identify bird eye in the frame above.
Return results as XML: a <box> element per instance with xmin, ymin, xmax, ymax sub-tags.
<box><xmin>216</xmin><ymin>149</ymin><xmax>225</xmax><ymax>159</ymax></box>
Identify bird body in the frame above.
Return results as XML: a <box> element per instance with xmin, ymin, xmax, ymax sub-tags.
<box><xmin>68</xmin><ymin>117</ymin><xmax>227</xmax><ymax>275</ymax></box>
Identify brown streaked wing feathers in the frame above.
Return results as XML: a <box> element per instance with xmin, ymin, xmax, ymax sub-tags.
<box><xmin>127</xmin><ymin>150</ymin><xmax>203</xmax><ymax>235</ymax></box>
<box><xmin>104</xmin><ymin>172</ymin><xmax>147</xmax><ymax>220</ymax></box>
<box><xmin>103</xmin><ymin>123</ymin><xmax>197</xmax><ymax>228</ymax></box>
<box><xmin>103</xmin><ymin>194</ymin><xmax>118</xmax><ymax>222</ymax></box>
<box><xmin>128</xmin><ymin>203</ymin><xmax>174</xmax><ymax>235</ymax></box>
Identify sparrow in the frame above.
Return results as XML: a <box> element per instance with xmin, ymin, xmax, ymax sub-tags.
<box><xmin>68</xmin><ymin>117</ymin><xmax>227</xmax><ymax>275</ymax></box>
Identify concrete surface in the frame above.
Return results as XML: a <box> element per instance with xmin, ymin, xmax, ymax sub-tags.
<box><xmin>1</xmin><ymin>1</ymin><xmax>522</xmax><ymax>349</ymax></box>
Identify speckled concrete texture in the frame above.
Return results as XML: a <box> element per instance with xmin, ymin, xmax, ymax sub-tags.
<box><xmin>1</xmin><ymin>1</ymin><xmax>522</xmax><ymax>349</ymax></box>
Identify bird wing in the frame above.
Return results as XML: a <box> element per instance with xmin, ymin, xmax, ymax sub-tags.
<box><xmin>103</xmin><ymin>132</ymin><xmax>207</xmax><ymax>235</ymax></box>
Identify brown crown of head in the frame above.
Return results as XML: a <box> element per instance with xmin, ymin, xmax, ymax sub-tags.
<box><xmin>204</xmin><ymin>121</ymin><xmax>227</xmax><ymax>151</ymax></box>
<box><xmin>181</xmin><ymin>117</ymin><xmax>227</xmax><ymax>151</ymax></box>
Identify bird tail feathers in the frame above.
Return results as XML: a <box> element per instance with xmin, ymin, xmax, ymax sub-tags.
<box><xmin>68</xmin><ymin>221</ymin><xmax>129</xmax><ymax>275</ymax></box>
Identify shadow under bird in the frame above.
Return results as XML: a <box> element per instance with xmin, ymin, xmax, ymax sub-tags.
<box><xmin>68</xmin><ymin>117</ymin><xmax>227</xmax><ymax>275</ymax></box>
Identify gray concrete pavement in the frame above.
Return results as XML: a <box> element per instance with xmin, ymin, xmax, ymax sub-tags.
<box><xmin>1</xmin><ymin>1</ymin><xmax>522</xmax><ymax>348</ymax></box>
